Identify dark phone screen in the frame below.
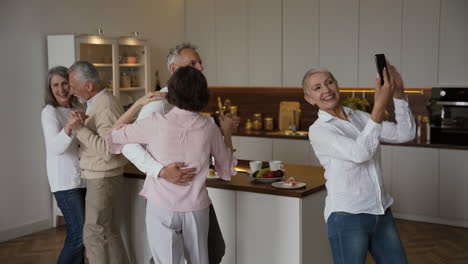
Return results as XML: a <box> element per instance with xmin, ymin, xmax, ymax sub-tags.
<box><xmin>374</xmin><ymin>54</ymin><xmax>387</xmax><ymax>86</ymax></box>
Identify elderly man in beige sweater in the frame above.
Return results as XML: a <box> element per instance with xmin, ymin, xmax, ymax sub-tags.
<box><xmin>67</xmin><ymin>61</ymin><xmax>129</xmax><ymax>264</ymax></box>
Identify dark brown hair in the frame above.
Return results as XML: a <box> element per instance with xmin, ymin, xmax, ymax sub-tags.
<box><xmin>167</xmin><ymin>66</ymin><xmax>210</xmax><ymax>112</ymax></box>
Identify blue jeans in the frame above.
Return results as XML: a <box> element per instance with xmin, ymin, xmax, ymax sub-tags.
<box><xmin>327</xmin><ymin>208</ymin><xmax>407</xmax><ymax>264</ymax></box>
<box><xmin>54</xmin><ymin>188</ymin><xmax>86</xmax><ymax>264</ymax></box>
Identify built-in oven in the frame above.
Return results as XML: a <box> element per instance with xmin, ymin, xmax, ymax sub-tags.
<box><xmin>428</xmin><ymin>88</ymin><xmax>468</xmax><ymax>145</ymax></box>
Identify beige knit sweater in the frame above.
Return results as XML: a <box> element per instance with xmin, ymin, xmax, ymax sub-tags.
<box><xmin>76</xmin><ymin>91</ymin><xmax>128</xmax><ymax>179</ymax></box>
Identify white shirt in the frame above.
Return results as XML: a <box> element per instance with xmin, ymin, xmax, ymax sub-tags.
<box><xmin>308</xmin><ymin>99</ymin><xmax>416</xmax><ymax>222</ymax></box>
<box><xmin>121</xmin><ymin>87</ymin><xmax>174</xmax><ymax>176</ymax></box>
<box><xmin>41</xmin><ymin>105</ymin><xmax>86</xmax><ymax>192</ymax></box>
<box><xmin>85</xmin><ymin>89</ymin><xmax>106</xmax><ymax>115</ymax></box>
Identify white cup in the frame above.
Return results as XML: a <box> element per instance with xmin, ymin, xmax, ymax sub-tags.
<box><xmin>249</xmin><ymin>160</ymin><xmax>262</xmax><ymax>172</ymax></box>
<box><xmin>269</xmin><ymin>160</ymin><xmax>284</xmax><ymax>171</ymax></box>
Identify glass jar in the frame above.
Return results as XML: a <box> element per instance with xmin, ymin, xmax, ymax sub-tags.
<box><xmin>245</xmin><ymin>119</ymin><xmax>253</xmax><ymax>130</ymax></box>
<box><xmin>120</xmin><ymin>72</ymin><xmax>131</xmax><ymax>88</ymax></box>
<box><xmin>229</xmin><ymin>105</ymin><xmax>238</xmax><ymax>116</ymax></box>
<box><xmin>253</xmin><ymin>113</ymin><xmax>263</xmax><ymax>130</ymax></box>
<box><xmin>264</xmin><ymin>117</ymin><xmax>274</xmax><ymax>131</ymax></box>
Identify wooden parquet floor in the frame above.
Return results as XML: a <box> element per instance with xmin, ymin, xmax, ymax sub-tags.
<box><xmin>1</xmin><ymin>220</ymin><xmax>467</xmax><ymax>263</ymax></box>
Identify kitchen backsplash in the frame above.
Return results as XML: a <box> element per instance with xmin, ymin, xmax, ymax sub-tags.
<box><xmin>204</xmin><ymin>86</ymin><xmax>431</xmax><ymax>131</ymax></box>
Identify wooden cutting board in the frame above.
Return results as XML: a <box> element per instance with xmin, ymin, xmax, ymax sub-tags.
<box><xmin>279</xmin><ymin>101</ymin><xmax>301</xmax><ymax>131</ymax></box>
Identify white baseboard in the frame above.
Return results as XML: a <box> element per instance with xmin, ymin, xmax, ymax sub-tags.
<box><xmin>0</xmin><ymin>218</ymin><xmax>53</xmax><ymax>243</ymax></box>
<box><xmin>394</xmin><ymin>212</ymin><xmax>468</xmax><ymax>228</ymax></box>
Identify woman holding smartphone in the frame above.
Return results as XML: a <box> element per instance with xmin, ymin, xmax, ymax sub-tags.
<box><xmin>41</xmin><ymin>66</ymin><xmax>86</xmax><ymax>264</ymax></box>
<box><xmin>303</xmin><ymin>64</ymin><xmax>415</xmax><ymax>263</ymax></box>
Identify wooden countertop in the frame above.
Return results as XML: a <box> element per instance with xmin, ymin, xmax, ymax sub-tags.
<box><xmin>124</xmin><ymin>160</ymin><xmax>326</xmax><ymax>198</ymax></box>
<box><xmin>234</xmin><ymin>129</ymin><xmax>468</xmax><ymax>150</ymax></box>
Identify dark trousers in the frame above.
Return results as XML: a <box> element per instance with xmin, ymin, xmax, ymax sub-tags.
<box><xmin>207</xmin><ymin>203</ymin><xmax>226</xmax><ymax>264</ymax></box>
<box><xmin>54</xmin><ymin>188</ymin><xmax>86</xmax><ymax>264</ymax></box>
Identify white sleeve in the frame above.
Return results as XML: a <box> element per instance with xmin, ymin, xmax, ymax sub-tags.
<box><xmin>309</xmin><ymin>119</ymin><xmax>383</xmax><ymax>164</ymax></box>
<box><xmin>379</xmin><ymin>98</ymin><xmax>416</xmax><ymax>143</ymax></box>
<box><xmin>121</xmin><ymin>101</ymin><xmax>165</xmax><ymax>177</ymax></box>
<box><xmin>41</xmin><ymin>108</ymin><xmax>74</xmax><ymax>155</ymax></box>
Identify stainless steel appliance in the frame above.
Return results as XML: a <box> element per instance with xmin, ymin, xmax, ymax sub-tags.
<box><xmin>429</xmin><ymin>87</ymin><xmax>468</xmax><ymax>145</ymax></box>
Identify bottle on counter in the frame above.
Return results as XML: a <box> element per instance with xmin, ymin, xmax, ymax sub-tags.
<box><xmin>416</xmin><ymin>115</ymin><xmax>422</xmax><ymax>143</ymax></box>
<box><xmin>422</xmin><ymin>116</ymin><xmax>430</xmax><ymax>143</ymax></box>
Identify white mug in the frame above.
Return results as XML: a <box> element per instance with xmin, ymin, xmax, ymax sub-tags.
<box><xmin>269</xmin><ymin>160</ymin><xmax>284</xmax><ymax>171</ymax></box>
<box><xmin>249</xmin><ymin>160</ymin><xmax>262</xmax><ymax>172</ymax></box>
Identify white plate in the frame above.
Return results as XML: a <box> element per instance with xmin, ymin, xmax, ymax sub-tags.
<box><xmin>207</xmin><ymin>175</ymin><xmax>219</xmax><ymax>180</ymax></box>
<box><xmin>272</xmin><ymin>181</ymin><xmax>306</xmax><ymax>189</ymax></box>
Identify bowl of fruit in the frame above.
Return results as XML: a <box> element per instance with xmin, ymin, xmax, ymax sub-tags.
<box><xmin>249</xmin><ymin>168</ymin><xmax>285</xmax><ymax>183</ymax></box>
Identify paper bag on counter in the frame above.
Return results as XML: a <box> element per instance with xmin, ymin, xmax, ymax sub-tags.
<box><xmin>279</xmin><ymin>101</ymin><xmax>301</xmax><ymax>131</ymax></box>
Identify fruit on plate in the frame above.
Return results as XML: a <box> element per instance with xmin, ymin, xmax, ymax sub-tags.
<box><xmin>253</xmin><ymin>168</ymin><xmax>270</xmax><ymax>178</ymax></box>
<box><xmin>272</xmin><ymin>170</ymin><xmax>284</xmax><ymax>178</ymax></box>
<box><xmin>285</xmin><ymin>177</ymin><xmax>297</xmax><ymax>187</ymax></box>
<box><xmin>264</xmin><ymin>171</ymin><xmax>274</xmax><ymax>178</ymax></box>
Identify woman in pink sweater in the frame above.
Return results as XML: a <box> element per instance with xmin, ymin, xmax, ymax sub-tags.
<box><xmin>106</xmin><ymin>66</ymin><xmax>236</xmax><ymax>264</ymax></box>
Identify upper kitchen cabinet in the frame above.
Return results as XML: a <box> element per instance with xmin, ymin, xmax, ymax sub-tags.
<box><xmin>248</xmin><ymin>0</ymin><xmax>282</xmax><ymax>86</ymax></box>
<box><xmin>215</xmin><ymin>0</ymin><xmax>249</xmax><ymax>86</ymax></box>
<box><xmin>358</xmin><ymin>0</ymin><xmax>403</xmax><ymax>88</ymax></box>
<box><xmin>185</xmin><ymin>0</ymin><xmax>218</xmax><ymax>85</ymax></box>
<box><xmin>117</xmin><ymin>37</ymin><xmax>151</xmax><ymax>106</ymax></box>
<box><xmin>439</xmin><ymin>0</ymin><xmax>468</xmax><ymax>86</ymax></box>
<box><xmin>401</xmin><ymin>0</ymin><xmax>440</xmax><ymax>88</ymax></box>
<box><xmin>47</xmin><ymin>35</ymin><xmax>151</xmax><ymax>107</ymax></box>
<box><xmin>282</xmin><ymin>0</ymin><xmax>319</xmax><ymax>87</ymax></box>
<box><xmin>319</xmin><ymin>0</ymin><xmax>359</xmax><ymax>87</ymax></box>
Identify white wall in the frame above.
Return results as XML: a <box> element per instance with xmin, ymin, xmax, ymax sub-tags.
<box><xmin>184</xmin><ymin>0</ymin><xmax>468</xmax><ymax>88</ymax></box>
<box><xmin>0</xmin><ymin>0</ymin><xmax>184</xmax><ymax>242</ymax></box>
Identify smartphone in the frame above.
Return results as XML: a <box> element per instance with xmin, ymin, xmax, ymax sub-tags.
<box><xmin>374</xmin><ymin>54</ymin><xmax>388</xmax><ymax>86</ymax></box>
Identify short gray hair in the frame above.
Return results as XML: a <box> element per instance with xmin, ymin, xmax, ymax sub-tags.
<box><xmin>68</xmin><ymin>60</ymin><xmax>100</xmax><ymax>84</ymax></box>
<box><xmin>166</xmin><ymin>42</ymin><xmax>198</xmax><ymax>71</ymax></box>
<box><xmin>44</xmin><ymin>66</ymin><xmax>78</xmax><ymax>108</ymax></box>
<box><xmin>302</xmin><ymin>67</ymin><xmax>335</xmax><ymax>95</ymax></box>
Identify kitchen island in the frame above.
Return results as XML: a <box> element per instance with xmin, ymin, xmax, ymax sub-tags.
<box><xmin>121</xmin><ymin>161</ymin><xmax>332</xmax><ymax>264</ymax></box>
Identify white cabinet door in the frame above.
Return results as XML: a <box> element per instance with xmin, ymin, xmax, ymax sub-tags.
<box><xmin>319</xmin><ymin>0</ymin><xmax>359</xmax><ymax>87</ymax></box>
<box><xmin>381</xmin><ymin>145</ymin><xmax>393</xmax><ymax>196</ymax></box>
<box><xmin>237</xmin><ymin>136</ymin><xmax>273</xmax><ymax>161</ymax></box>
<box><xmin>272</xmin><ymin>139</ymin><xmax>310</xmax><ymax>165</ymax></box>
<box><xmin>248</xmin><ymin>0</ymin><xmax>282</xmax><ymax>86</ymax></box>
<box><xmin>185</xmin><ymin>0</ymin><xmax>218</xmax><ymax>85</ymax></box>
<box><xmin>439</xmin><ymin>0</ymin><xmax>468</xmax><ymax>86</ymax></box>
<box><xmin>207</xmin><ymin>188</ymin><xmax>237</xmax><ymax>264</ymax></box>
<box><xmin>236</xmin><ymin>192</ymin><xmax>301</xmax><ymax>264</ymax></box>
<box><xmin>391</xmin><ymin>146</ymin><xmax>439</xmax><ymax>217</ymax></box>
<box><xmin>215</xmin><ymin>0</ymin><xmax>249</xmax><ymax>86</ymax></box>
<box><xmin>401</xmin><ymin>0</ymin><xmax>440</xmax><ymax>88</ymax></box>
<box><xmin>282</xmin><ymin>0</ymin><xmax>319</xmax><ymax>86</ymax></box>
<box><xmin>439</xmin><ymin>149</ymin><xmax>468</xmax><ymax>220</ymax></box>
<box><xmin>358</xmin><ymin>0</ymin><xmax>403</xmax><ymax>87</ymax></box>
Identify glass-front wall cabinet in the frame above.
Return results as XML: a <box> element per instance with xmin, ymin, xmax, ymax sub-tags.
<box><xmin>47</xmin><ymin>35</ymin><xmax>151</xmax><ymax>109</ymax></box>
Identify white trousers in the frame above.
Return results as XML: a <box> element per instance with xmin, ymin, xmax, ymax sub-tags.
<box><xmin>146</xmin><ymin>200</ymin><xmax>210</xmax><ymax>264</ymax></box>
